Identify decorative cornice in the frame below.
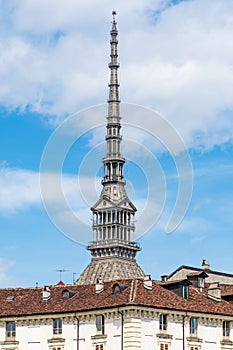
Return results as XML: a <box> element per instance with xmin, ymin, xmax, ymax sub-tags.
<box><xmin>186</xmin><ymin>336</ymin><xmax>203</xmax><ymax>343</ymax></box>
<box><xmin>220</xmin><ymin>339</ymin><xmax>233</xmax><ymax>346</ymax></box>
<box><xmin>156</xmin><ymin>333</ymin><xmax>173</xmax><ymax>340</ymax></box>
<box><xmin>47</xmin><ymin>337</ymin><xmax>65</xmax><ymax>344</ymax></box>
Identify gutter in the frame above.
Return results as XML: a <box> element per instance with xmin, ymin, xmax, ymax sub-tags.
<box><xmin>74</xmin><ymin>315</ymin><xmax>79</xmax><ymax>350</ymax></box>
<box><xmin>118</xmin><ymin>310</ymin><xmax>124</xmax><ymax>350</ymax></box>
<box><xmin>182</xmin><ymin>312</ymin><xmax>188</xmax><ymax>350</ymax></box>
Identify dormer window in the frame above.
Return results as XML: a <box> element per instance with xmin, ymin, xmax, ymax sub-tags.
<box><xmin>112</xmin><ymin>283</ymin><xmax>128</xmax><ymax>294</ymax></box>
<box><xmin>179</xmin><ymin>285</ymin><xmax>189</xmax><ymax>299</ymax></box>
<box><xmin>197</xmin><ymin>276</ymin><xmax>204</xmax><ymax>288</ymax></box>
<box><xmin>62</xmin><ymin>289</ymin><xmax>76</xmax><ymax>299</ymax></box>
<box><xmin>62</xmin><ymin>290</ymin><xmax>69</xmax><ymax>299</ymax></box>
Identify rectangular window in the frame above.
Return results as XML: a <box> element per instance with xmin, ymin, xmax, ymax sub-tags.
<box><xmin>197</xmin><ymin>277</ymin><xmax>204</xmax><ymax>288</ymax></box>
<box><xmin>223</xmin><ymin>320</ymin><xmax>230</xmax><ymax>337</ymax></box>
<box><xmin>6</xmin><ymin>321</ymin><xmax>16</xmax><ymax>338</ymax></box>
<box><xmin>190</xmin><ymin>347</ymin><xmax>198</xmax><ymax>350</ymax></box>
<box><xmin>95</xmin><ymin>345</ymin><xmax>103</xmax><ymax>350</ymax></box>
<box><xmin>190</xmin><ymin>317</ymin><xmax>198</xmax><ymax>335</ymax></box>
<box><xmin>96</xmin><ymin>315</ymin><xmax>105</xmax><ymax>334</ymax></box>
<box><xmin>159</xmin><ymin>314</ymin><xmax>167</xmax><ymax>331</ymax></box>
<box><xmin>53</xmin><ymin>318</ymin><xmax>62</xmax><ymax>335</ymax></box>
<box><xmin>160</xmin><ymin>344</ymin><xmax>168</xmax><ymax>350</ymax></box>
<box><xmin>180</xmin><ymin>285</ymin><xmax>189</xmax><ymax>299</ymax></box>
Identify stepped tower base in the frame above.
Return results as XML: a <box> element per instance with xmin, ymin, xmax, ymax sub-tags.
<box><xmin>76</xmin><ymin>256</ymin><xmax>145</xmax><ymax>285</ymax></box>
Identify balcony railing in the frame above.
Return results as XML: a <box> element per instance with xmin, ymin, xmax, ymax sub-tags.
<box><xmin>88</xmin><ymin>239</ymin><xmax>140</xmax><ymax>250</ymax></box>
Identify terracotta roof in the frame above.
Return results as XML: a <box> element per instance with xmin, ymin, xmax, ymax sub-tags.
<box><xmin>0</xmin><ymin>279</ymin><xmax>233</xmax><ymax>318</ymax></box>
<box><xmin>56</xmin><ymin>281</ymin><xmax>65</xmax><ymax>286</ymax></box>
<box><xmin>221</xmin><ymin>285</ymin><xmax>233</xmax><ymax>296</ymax></box>
<box><xmin>158</xmin><ymin>278</ymin><xmax>191</xmax><ymax>286</ymax></box>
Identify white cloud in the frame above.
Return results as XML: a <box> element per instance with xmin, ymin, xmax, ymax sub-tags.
<box><xmin>0</xmin><ymin>0</ymin><xmax>233</xmax><ymax>149</ymax></box>
<box><xmin>0</xmin><ymin>258</ymin><xmax>17</xmax><ymax>288</ymax></box>
<box><xmin>0</xmin><ymin>167</ymin><xmax>41</xmax><ymax>214</ymax></box>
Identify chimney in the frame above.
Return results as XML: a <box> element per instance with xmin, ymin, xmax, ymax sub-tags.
<box><xmin>161</xmin><ymin>275</ymin><xmax>168</xmax><ymax>282</ymax></box>
<box><xmin>42</xmin><ymin>286</ymin><xmax>51</xmax><ymax>302</ymax></box>
<box><xmin>144</xmin><ymin>275</ymin><xmax>152</xmax><ymax>290</ymax></box>
<box><xmin>95</xmin><ymin>278</ymin><xmax>104</xmax><ymax>294</ymax></box>
<box><xmin>202</xmin><ymin>259</ymin><xmax>210</xmax><ymax>270</ymax></box>
<box><xmin>207</xmin><ymin>282</ymin><xmax>221</xmax><ymax>302</ymax></box>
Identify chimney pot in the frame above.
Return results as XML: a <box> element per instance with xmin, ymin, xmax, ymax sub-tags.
<box><xmin>202</xmin><ymin>259</ymin><xmax>210</xmax><ymax>270</ymax></box>
<box><xmin>42</xmin><ymin>286</ymin><xmax>51</xmax><ymax>302</ymax></box>
<box><xmin>207</xmin><ymin>282</ymin><xmax>221</xmax><ymax>302</ymax></box>
<box><xmin>161</xmin><ymin>275</ymin><xmax>168</xmax><ymax>282</ymax></box>
<box><xmin>96</xmin><ymin>277</ymin><xmax>104</xmax><ymax>294</ymax></box>
<box><xmin>144</xmin><ymin>275</ymin><xmax>152</xmax><ymax>290</ymax></box>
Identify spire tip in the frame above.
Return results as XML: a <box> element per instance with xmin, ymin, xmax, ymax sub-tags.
<box><xmin>112</xmin><ymin>10</ymin><xmax>116</xmax><ymax>21</ymax></box>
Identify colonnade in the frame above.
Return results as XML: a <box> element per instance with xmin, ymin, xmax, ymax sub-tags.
<box><xmin>92</xmin><ymin>209</ymin><xmax>135</xmax><ymax>243</ymax></box>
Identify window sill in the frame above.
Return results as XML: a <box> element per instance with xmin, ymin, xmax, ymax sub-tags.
<box><xmin>47</xmin><ymin>337</ymin><xmax>66</xmax><ymax>344</ymax></box>
<box><xmin>220</xmin><ymin>339</ymin><xmax>233</xmax><ymax>346</ymax></box>
<box><xmin>186</xmin><ymin>336</ymin><xmax>203</xmax><ymax>343</ymax></box>
<box><xmin>0</xmin><ymin>340</ymin><xmax>19</xmax><ymax>345</ymax></box>
<box><xmin>156</xmin><ymin>333</ymin><xmax>173</xmax><ymax>340</ymax></box>
<box><xmin>91</xmin><ymin>334</ymin><xmax>108</xmax><ymax>340</ymax></box>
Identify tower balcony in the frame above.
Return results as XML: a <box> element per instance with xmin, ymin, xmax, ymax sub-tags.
<box><xmin>101</xmin><ymin>177</ymin><xmax>126</xmax><ymax>185</ymax></box>
<box><xmin>92</xmin><ymin>223</ymin><xmax>135</xmax><ymax>230</ymax></box>
<box><xmin>88</xmin><ymin>239</ymin><xmax>140</xmax><ymax>251</ymax></box>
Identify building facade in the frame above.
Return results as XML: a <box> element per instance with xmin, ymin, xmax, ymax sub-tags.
<box><xmin>1</xmin><ymin>278</ymin><xmax>233</xmax><ymax>350</ymax></box>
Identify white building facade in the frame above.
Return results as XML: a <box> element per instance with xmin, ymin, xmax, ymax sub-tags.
<box><xmin>1</xmin><ymin>277</ymin><xmax>233</xmax><ymax>350</ymax></box>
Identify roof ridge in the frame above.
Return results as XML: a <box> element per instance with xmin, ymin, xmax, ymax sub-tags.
<box><xmin>129</xmin><ymin>279</ymin><xmax>138</xmax><ymax>303</ymax></box>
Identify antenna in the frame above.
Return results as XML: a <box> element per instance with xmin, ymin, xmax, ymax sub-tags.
<box><xmin>73</xmin><ymin>272</ymin><xmax>79</xmax><ymax>284</ymax></box>
<box><xmin>56</xmin><ymin>269</ymin><xmax>68</xmax><ymax>281</ymax></box>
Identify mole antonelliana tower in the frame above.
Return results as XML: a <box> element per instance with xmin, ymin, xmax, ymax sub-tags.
<box><xmin>77</xmin><ymin>12</ymin><xmax>145</xmax><ymax>284</ymax></box>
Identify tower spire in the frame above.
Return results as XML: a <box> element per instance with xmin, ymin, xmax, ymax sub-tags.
<box><xmin>76</xmin><ymin>13</ymin><xmax>145</xmax><ymax>285</ymax></box>
<box><xmin>102</xmin><ymin>10</ymin><xmax>125</xmax><ymax>185</ymax></box>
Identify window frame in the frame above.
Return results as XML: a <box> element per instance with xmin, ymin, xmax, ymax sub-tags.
<box><xmin>223</xmin><ymin>320</ymin><xmax>230</xmax><ymax>337</ymax></box>
<box><xmin>95</xmin><ymin>345</ymin><xmax>104</xmax><ymax>350</ymax></box>
<box><xmin>159</xmin><ymin>314</ymin><xmax>167</xmax><ymax>331</ymax></box>
<box><xmin>96</xmin><ymin>314</ymin><xmax>105</xmax><ymax>335</ymax></box>
<box><xmin>180</xmin><ymin>285</ymin><xmax>189</xmax><ymax>299</ymax></box>
<box><xmin>6</xmin><ymin>321</ymin><xmax>16</xmax><ymax>339</ymax></box>
<box><xmin>53</xmin><ymin>318</ymin><xmax>62</xmax><ymax>335</ymax></box>
<box><xmin>190</xmin><ymin>317</ymin><xmax>198</xmax><ymax>336</ymax></box>
<box><xmin>160</xmin><ymin>343</ymin><xmax>169</xmax><ymax>350</ymax></box>
<box><xmin>197</xmin><ymin>277</ymin><xmax>204</xmax><ymax>288</ymax></box>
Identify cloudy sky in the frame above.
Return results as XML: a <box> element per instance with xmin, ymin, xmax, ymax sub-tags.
<box><xmin>0</xmin><ymin>0</ymin><xmax>233</xmax><ymax>287</ymax></box>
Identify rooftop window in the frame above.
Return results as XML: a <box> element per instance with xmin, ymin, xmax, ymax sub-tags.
<box><xmin>179</xmin><ymin>285</ymin><xmax>189</xmax><ymax>299</ymax></box>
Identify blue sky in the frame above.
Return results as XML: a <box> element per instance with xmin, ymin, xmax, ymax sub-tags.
<box><xmin>0</xmin><ymin>0</ymin><xmax>233</xmax><ymax>287</ymax></box>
